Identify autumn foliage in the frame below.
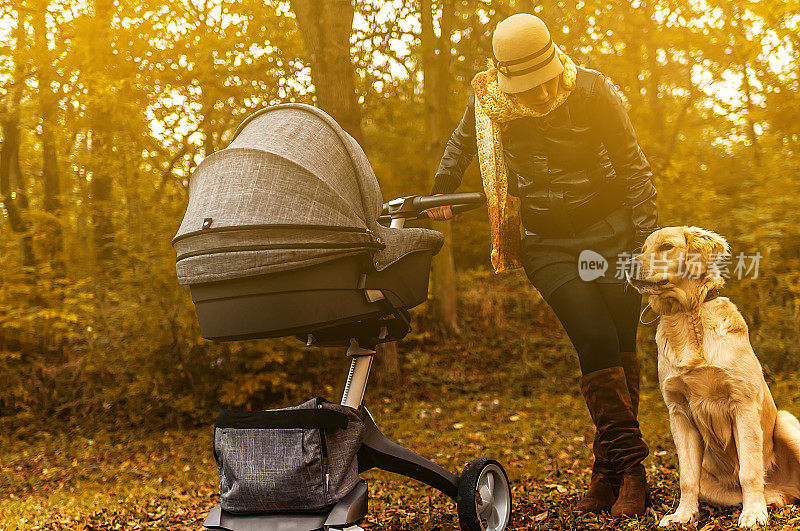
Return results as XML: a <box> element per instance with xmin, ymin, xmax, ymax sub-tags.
<box><xmin>1</xmin><ymin>0</ymin><xmax>798</xmax><ymax>434</ymax></box>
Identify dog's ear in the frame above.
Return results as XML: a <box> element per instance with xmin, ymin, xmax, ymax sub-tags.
<box><xmin>682</xmin><ymin>226</ymin><xmax>731</xmax><ymax>263</ymax></box>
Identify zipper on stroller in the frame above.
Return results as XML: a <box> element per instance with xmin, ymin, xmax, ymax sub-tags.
<box><xmin>318</xmin><ymin>403</ymin><xmax>330</xmax><ymax>498</ymax></box>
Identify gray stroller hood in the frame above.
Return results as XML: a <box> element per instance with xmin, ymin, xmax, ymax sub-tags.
<box><xmin>173</xmin><ymin>104</ymin><xmax>443</xmax><ymax>285</ymax></box>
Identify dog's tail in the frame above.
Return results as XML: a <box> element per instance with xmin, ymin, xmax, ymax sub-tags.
<box><xmin>774</xmin><ymin>410</ymin><xmax>800</xmax><ymax>500</ymax></box>
<box><xmin>774</xmin><ymin>410</ymin><xmax>800</xmax><ymax>467</ymax></box>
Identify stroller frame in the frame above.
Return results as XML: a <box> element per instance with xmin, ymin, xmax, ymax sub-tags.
<box><xmin>203</xmin><ymin>214</ymin><xmax>464</xmax><ymax>531</ymax></box>
<box><xmin>202</xmin><ymin>197</ymin><xmax>512</xmax><ymax>531</ymax></box>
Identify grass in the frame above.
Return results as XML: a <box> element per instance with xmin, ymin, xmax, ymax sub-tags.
<box><xmin>3</xmin><ymin>270</ymin><xmax>800</xmax><ymax>530</ymax></box>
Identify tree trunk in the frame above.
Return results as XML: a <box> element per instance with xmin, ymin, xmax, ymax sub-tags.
<box><xmin>740</xmin><ymin>64</ymin><xmax>762</xmax><ymax>166</ymax></box>
<box><xmin>645</xmin><ymin>32</ymin><xmax>666</xmax><ymax>164</ymax></box>
<box><xmin>201</xmin><ymin>39</ymin><xmax>217</xmax><ymax>157</ymax></box>
<box><xmin>371</xmin><ymin>340</ymin><xmax>400</xmax><ymax>386</ymax></box>
<box><xmin>421</xmin><ymin>0</ymin><xmax>459</xmax><ymax>334</ymax></box>
<box><xmin>290</xmin><ymin>0</ymin><xmax>395</xmax><ymax>379</ymax></box>
<box><xmin>731</xmin><ymin>3</ymin><xmax>762</xmax><ymax>166</ymax></box>
<box><xmin>201</xmin><ymin>84</ymin><xmax>217</xmax><ymax>157</ymax></box>
<box><xmin>33</xmin><ymin>0</ymin><xmax>64</xmax><ymax>268</ymax></box>
<box><xmin>89</xmin><ymin>0</ymin><xmax>115</xmax><ymax>265</ymax></box>
<box><xmin>0</xmin><ymin>4</ymin><xmax>35</xmax><ymax>266</ymax></box>
<box><xmin>33</xmin><ymin>0</ymin><xmax>60</xmax><ymax>213</ymax></box>
<box><xmin>289</xmin><ymin>0</ymin><xmax>364</xmax><ymax>145</ymax></box>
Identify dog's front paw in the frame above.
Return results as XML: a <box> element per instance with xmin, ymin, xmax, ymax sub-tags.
<box><xmin>738</xmin><ymin>505</ymin><xmax>768</xmax><ymax>529</ymax></box>
<box><xmin>659</xmin><ymin>506</ymin><xmax>699</xmax><ymax>527</ymax></box>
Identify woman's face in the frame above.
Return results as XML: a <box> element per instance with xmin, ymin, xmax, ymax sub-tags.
<box><xmin>511</xmin><ymin>75</ymin><xmax>560</xmax><ymax>112</ymax></box>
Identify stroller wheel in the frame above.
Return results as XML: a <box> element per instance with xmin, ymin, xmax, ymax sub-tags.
<box><xmin>456</xmin><ymin>458</ymin><xmax>512</xmax><ymax>531</ymax></box>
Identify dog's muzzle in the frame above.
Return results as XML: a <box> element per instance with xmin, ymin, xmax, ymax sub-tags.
<box><xmin>625</xmin><ymin>270</ymin><xmax>669</xmax><ymax>290</ymax></box>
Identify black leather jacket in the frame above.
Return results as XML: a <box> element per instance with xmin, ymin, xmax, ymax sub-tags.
<box><xmin>431</xmin><ymin>65</ymin><xmax>658</xmax><ymax>246</ymax></box>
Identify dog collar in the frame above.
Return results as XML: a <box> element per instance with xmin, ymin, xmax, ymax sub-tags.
<box><xmin>704</xmin><ymin>288</ymin><xmax>721</xmax><ymax>302</ymax></box>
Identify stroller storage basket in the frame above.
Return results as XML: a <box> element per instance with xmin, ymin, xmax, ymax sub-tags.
<box><xmin>213</xmin><ymin>397</ymin><xmax>367</xmax><ymax>514</ymax></box>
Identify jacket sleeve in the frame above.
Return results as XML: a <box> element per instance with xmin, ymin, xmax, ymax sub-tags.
<box><xmin>430</xmin><ymin>93</ymin><xmax>478</xmax><ymax>195</ymax></box>
<box><xmin>592</xmin><ymin>74</ymin><xmax>659</xmax><ymax>244</ymax></box>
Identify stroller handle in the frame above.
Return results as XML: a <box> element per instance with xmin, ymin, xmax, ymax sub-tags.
<box><xmin>412</xmin><ymin>192</ymin><xmax>486</xmax><ymax>210</ymax></box>
<box><xmin>379</xmin><ymin>192</ymin><xmax>486</xmax><ymax>224</ymax></box>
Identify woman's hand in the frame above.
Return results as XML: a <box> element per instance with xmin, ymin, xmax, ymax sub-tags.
<box><xmin>426</xmin><ymin>205</ymin><xmax>462</xmax><ymax>221</ymax></box>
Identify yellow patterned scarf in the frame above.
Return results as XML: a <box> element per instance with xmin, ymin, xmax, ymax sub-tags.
<box><xmin>471</xmin><ymin>46</ymin><xmax>578</xmax><ymax>273</ymax></box>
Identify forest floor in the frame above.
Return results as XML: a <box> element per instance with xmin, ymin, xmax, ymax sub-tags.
<box><xmin>3</xmin><ymin>270</ymin><xmax>800</xmax><ymax>530</ymax></box>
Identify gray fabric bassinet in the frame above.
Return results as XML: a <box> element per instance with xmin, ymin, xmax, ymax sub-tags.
<box><xmin>173</xmin><ymin>103</ymin><xmax>443</xmax><ymax>285</ymax></box>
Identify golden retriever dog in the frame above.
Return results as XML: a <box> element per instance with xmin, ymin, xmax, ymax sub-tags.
<box><xmin>626</xmin><ymin>226</ymin><xmax>800</xmax><ymax>529</ymax></box>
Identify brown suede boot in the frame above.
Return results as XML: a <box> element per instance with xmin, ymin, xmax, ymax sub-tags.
<box><xmin>620</xmin><ymin>350</ymin><xmax>640</xmax><ymax>418</ymax></box>
<box><xmin>578</xmin><ymin>352</ymin><xmax>642</xmax><ymax>513</ymax></box>
<box><xmin>579</xmin><ymin>366</ymin><xmax>650</xmax><ymax>518</ymax></box>
<box><xmin>613</xmin><ymin>351</ymin><xmax>651</xmax><ymax>517</ymax></box>
<box><xmin>575</xmin><ymin>437</ymin><xmax>620</xmax><ymax>513</ymax></box>
<box><xmin>612</xmin><ymin>463</ymin><xmax>650</xmax><ymax>517</ymax></box>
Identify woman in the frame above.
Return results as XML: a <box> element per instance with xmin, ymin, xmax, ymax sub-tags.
<box><xmin>427</xmin><ymin>13</ymin><xmax>659</xmax><ymax>517</ymax></box>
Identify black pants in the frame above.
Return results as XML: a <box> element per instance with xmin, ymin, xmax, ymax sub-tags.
<box><xmin>542</xmin><ymin>278</ymin><xmax>642</xmax><ymax>375</ymax></box>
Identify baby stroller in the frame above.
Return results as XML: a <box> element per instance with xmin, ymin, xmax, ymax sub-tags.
<box><xmin>172</xmin><ymin>103</ymin><xmax>512</xmax><ymax>531</ymax></box>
